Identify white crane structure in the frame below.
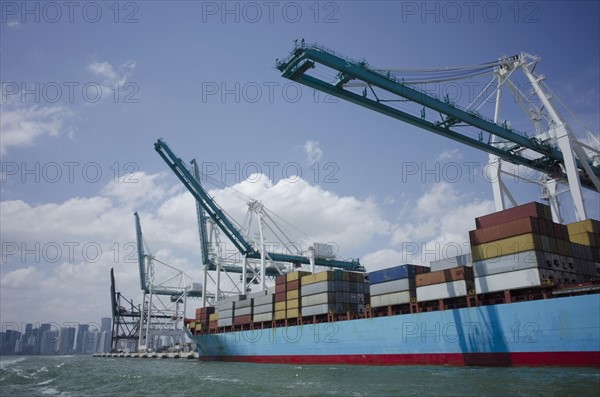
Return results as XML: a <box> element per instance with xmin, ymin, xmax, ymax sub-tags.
<box><xmin>134</xmin><ymin>212</ymin><xmax>203</xmax><ymax>353</ymax></box>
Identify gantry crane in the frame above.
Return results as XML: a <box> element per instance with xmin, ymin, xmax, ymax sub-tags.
<box><xmin>154</xmin><ymin>139</ymin><xmax>364</xmax><ymax>293</ymax></box>
<box><xmin>276</xmin><ymin>41</ymin><xmax>600</xmax><ymax>223</ymax></box>
<box><xmin>134</xmin><ymin>211</ymin><xmax>202</xmax><ymax>352</ymax></box>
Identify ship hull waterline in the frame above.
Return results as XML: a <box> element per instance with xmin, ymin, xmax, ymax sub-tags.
<box><xmin>191</xmin><ymin>294</ymin><xmax>600</xmax><ymax>367</ymax></box>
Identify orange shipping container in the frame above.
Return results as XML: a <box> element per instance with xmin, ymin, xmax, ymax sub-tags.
<box><xmin>416</xmin><ymin>266</ymin><xmax>474</xmax><ymax>287</ymax></box>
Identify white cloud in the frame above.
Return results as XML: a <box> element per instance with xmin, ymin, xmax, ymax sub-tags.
<box><xmin>362</xmin><ymin>249</ymin><xmax>407</xmax><ymax>272</ymax></box>
<box><xmin>0</xmin><ymin>171</ymin><xmax>391</xmax><ymax>324</ymax></box>
<box><xmin>303</xmin><ymin>140</ymin><xmax>323</xmax><ymax>163</ymax></box>
<box><xmin>0</xmin><ymin>105</ymin><xmax>73</xmax><ymax>155</ymax></box>
<box><xmin>209</xmin><ymin>174</ymin><xmax>390</xmax><ymax>251</ymax></box>
<box><xmin>436</xmin><ymin>148</ymin><xmax>463</xmax><ymax>161</ymax></box>
<box><xmin>87</xmin><ymin>61</ymin><xmax>119</xmax><ymax>80</ymax></box>
<box><xmin>377</xmin><ymin>182</ymin><xmax>494</xmax><ymax>266</ymax></box>
<box><xmin>87</xmin><ymin>60</ymin><xmax>136</xmax><ymax>86</ymax></box>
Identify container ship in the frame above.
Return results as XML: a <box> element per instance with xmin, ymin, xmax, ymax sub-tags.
<box><xmin>186</xmin><ymin>202</ymin><xmax>600</xmax><ymax>367</ymax></box>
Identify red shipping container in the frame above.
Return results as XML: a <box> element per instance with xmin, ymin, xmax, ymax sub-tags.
<box><xmin>469</xmin><ymin>217</ymin><xmax>538</xmax><ymax>246</ymax></box>
<box><xmin>286</xmin><ymin>280</ymin><xmax>300</xmax><ymax>290</ymax></box>
<box><xmin>233</xmin><ymin>314</ymin><xmax>252</xmax><ymax>326</ymax></box>
<box><xmin>274</xmin><ymin>291</ymin><xmax>286</xmax><ymax>302</ymax></box>
<box><xmin>475</xmin><ymin>202</ymin><xmax>551</xmax><ymax>229</ymax></box>
<box><xmin>275</xmin><ymin>283</ymin><xmax>287</xmax><ymax>294</ymax></box>
<box><xmin>275</xmin><ymin>275</ymin><xmax>287</xmax><ymax>285</ymax></box>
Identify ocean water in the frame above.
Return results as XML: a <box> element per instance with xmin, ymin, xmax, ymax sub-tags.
<box><xmin>1</xmin><ymin>355</ymin><xmax>599</xmax><ymax>397</ymax></box>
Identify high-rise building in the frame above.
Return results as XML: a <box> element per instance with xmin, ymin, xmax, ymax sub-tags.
<box><xmin>83</xmin><ymin>328</ymin><xmax>100</xmax><ymax>354</ymax></box>
<box><xmin>58</xmin><ymin>327</ymin><xmax>76</xmax><ymax>355</ymax></box>
<box><xmin>98</xmin><ymin>331</ymin><xmax>111</xmax><ymax>353</ymax></box>
<box><xmin>36</xmin><ymin>324</ymin><xmax>51</xmax><ymax>355</ymax></box>
<box><xmin>74</xmin><ymin>324</ymin><xmax>89</xmax><ymax>354</ymax></box>
<box><xmin>1</xmin><ymin>329</ymin><xmax>21</xmax><ymax>354</ymax></box>
<box><xmin>40</xmin><ymin>329</ymin><xmax>59</xmax><ymax>355</ymax></box>
<box><xmin>16</xmin><ymin>324</ymin><xmax>35</xmax><ymax>354</ymax></box>
<box><xmin>100</xmin><ymin>318</ymin><xmax>111</xmax><ymax>333</ymax></box>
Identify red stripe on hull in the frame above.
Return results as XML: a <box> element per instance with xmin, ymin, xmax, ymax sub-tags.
<box><xmin>198</xmin><ymin>352</ymin><xmax>600</xmax><ymax>367</ymax></box>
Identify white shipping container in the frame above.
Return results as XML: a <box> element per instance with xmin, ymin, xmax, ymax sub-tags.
<box><xmin>301</xmin><ymin>292</ymin><xmax>335</xmax><ymax>307</ymax></box>
<box><xmin>473</xmin><ymin>251</ymin><xmax>542</xmax><ymax>277</ymax></box>
<box><xmin>253</xmin><ymin>294</ymin><xmax>273</xmax><ymax>306</ymax></box>
<box><xmin>217</xmin><ymin>309</ymin><xmax>233</xmax><ymax>319</ymax></box>
<box><xmin>416</xmin><ymin>280</ymin><xmax>473</xmax><ymax>302</ymax></box>
<box><xmin>252</xmin><ymin>303</ymin><xmax>273</xmax><ymax>315</ymax></box>
<box><xmin>302</xmin><ymin>304</ymin><xmax>336</xmax><ymax>316</ymax></box>
<box><xmin>370</xmin><ymin>291</ymin><xmax>413</xmax><ymax>307</ymax></box>
<box><xmin>221</xmin><ymin>294</ymin><xmax>246</xmax><ymax>304</ymax></box>
<box><xmin>430</xmin><ymin>253</ymin><xmax>473</xmax><ymax>272</ymax></box>
<box><xmin>236</xmin><ymin>299</ymin><xmax>252</xmax><ymax>308</ymax></box>
<box><xmin>236</xmin><ymin>306</ymin><xmax>252</xmax><ymax>316</ymax></box>
<box><xmin>301</xmin><ymin>281</ymin><xmax>335</xmax><ymax>296</ymax></box>
<box><xmin>369</xmin><ymin>278</ymin><xmax>415</xmax><ymax>296</ymax></box>
<box><xmin>475</xmin><ymin>268</ymin><xmax>543</xmax><ymax>293</ymax></box>
<box><xmin>216</xmin><ymin>301</ymin><xmax>234</xmax><ymax>311</ymax></box>
<box><xmin>253</xmin><ymin>312</ymin><xmax>272</xmax><ymax>322</ymax></box>
<box><xmin>217</xmin><ymin>318</ymin><xmax>232</xmax><ymax>327</ymax></box>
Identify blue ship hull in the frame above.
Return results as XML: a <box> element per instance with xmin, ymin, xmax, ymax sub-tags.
<box><xmin>192</xmin><ymin>294</ymin><xmax>600</xmax><ymax>366</ymax></box>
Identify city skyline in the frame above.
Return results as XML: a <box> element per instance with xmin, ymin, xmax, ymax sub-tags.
<box><xmin>1</xmin><ymin>317</ymin><xmax>112</xmax><ymax>355</ymax></box>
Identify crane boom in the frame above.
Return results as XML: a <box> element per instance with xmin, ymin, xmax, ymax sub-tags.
<box><xmin>154</xmin><ymin>139</ymin><xmax>363</xmax><ymax>271</ymax></box>
<box><xmin>276</xmin><ymin>42</ymin><xmax>600</xmax><ymax>191</ymax></box>
<box><xmin>134</xmin><ymin>211</ymin><xmax>148</xmax><ymax>293</ymax></box>
<box><xmin>191</xmin><ymin>159</ymin><xmax>212</xmax><ymax>268</ymax></box>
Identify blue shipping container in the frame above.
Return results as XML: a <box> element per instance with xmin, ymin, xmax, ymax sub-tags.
<box><xmin>368</xmin><ymin>265</ymin><xmax>430</xmax><ymax>284</ymax></box>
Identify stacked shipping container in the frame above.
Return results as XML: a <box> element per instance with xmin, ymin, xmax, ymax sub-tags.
<box><xmin>286</xmin><ymin>271</ymin><xmax>311</xmax><ymax>319</ymax></box>
<box><xmin>216</xmin><ymin>294</ymin><xmax>245</xmax><ymax>327</ymax></box>
<box><xmin>369</xmin><ymin>265</ymin><xmax>429</xmax><ymax>307</ymax></box>
<box><xmin>301</xmin><ymin>270</ymin><xmax>370</xmax><ymax>316</ymax></box>
<box><xmin>193</xmin><ymin>306</ymin><xmax>215</xmax><ymax>333</ymax></box>
<box><xmin>416</xmin><ymin>266</ymin><xmax>475</xmax><ymax>301</ymax></box>
<box><xmin>274</xmin><ymin>274</ymin><xmax>287</xmax><ymax>320</ymax></box>
<box><xmin>470</xmin><ymin>202</ymin><xmax>598</xmax><ymax>294</ymax></box>
<box><xmin>251</xmin><ymin>289</ymin><xmax>274</xmax><ymax>323</ymax></box>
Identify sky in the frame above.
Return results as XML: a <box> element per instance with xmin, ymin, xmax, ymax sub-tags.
<box><xmin>1</xmin><ymin>1</ymin><xmax>599</xmax><ymax>327</ymax></box>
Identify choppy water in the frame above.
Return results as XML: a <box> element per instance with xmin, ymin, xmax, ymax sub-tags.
<box><xmin>1</xmin><ymin>355</ymin><xmax>599</xmax><ymax>396</ymax></box>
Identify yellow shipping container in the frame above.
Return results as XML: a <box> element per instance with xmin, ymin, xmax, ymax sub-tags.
<box><xmin>209</xmin><ymin>313</ymin><xmax>219</xmax><ymax>322</ymax></box>
<box><xmin>301</xmin><ymin>271</ymin><xmax>334</xmax><ymax>285</ymax></box>
<box><xmin>274</xmin><ymin>310</ymin><xmax>286</xmax><ymax>320</ymax></box>
<box><xmin>567</xmin><ymin>219</ymin><xmax>600</xmax><ymax>235</ymax></box>
<box><xmin>286</xmin><ymin>308</ymin><xmax>300</xmax><ymax>318</ymax></box>
<box><xmin>194</xmin><ymin>324</ymin><xmax>204</xmax><ymax>332</ymax></box>
<box><xmin>274</xmin><ymin>301</ymin><xmax>286</xmax><ymax>311</ymax></box>
<box><xmin>472</xmin><ymin>233</ymin><xmax>542</xmax><ymax>261</ymax></box>
<box><xmin>287</xmin><ymin>299</ymin><xmax>299</xmax><ymax>309</ymax></box>
<box><xmin>286</xmin><ymin>290</ymin><xmax>299</xmax><ymax>300</ymax></box>
<box><xmin>286</xmin><ymin>271</ymin><xmax>311</xmax><ymax>282</ymax></box>
<box><xmin>189</xmin><ymin>321</ymin><xmax>196</xmax><ymax>329</ymax></box>
<box><xmin>570</xmin><ymin>232</ymin><xmax>600</xmax><ymax>247</ymax></box>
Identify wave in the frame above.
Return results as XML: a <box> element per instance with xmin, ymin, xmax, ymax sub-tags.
<box><xmin>0</xmin><ymin>357</ymin><xmax>27</xmax><ymax>369</ymax></box>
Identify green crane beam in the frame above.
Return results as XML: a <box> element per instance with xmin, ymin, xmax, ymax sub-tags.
<box><xmin>276</xmin><ymin>43</ymin><xmax>599</xmax><ymax>191</ymax></box>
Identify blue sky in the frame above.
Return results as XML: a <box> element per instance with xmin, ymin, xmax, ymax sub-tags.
<box><xmin>1</xmin><ymin>1</ymin><xmax>599</xmax><ymax>325</ymax></box>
